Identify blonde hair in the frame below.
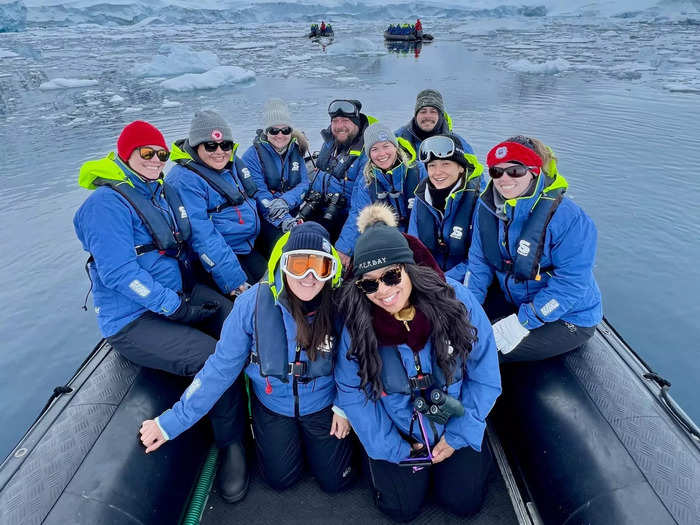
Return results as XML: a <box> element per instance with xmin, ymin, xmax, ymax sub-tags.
<box><xmin>507</xmin><ymin>135</ymin><xmax>557</xmax><ymax>175</ymax></box>
<box><xmin>362</xmin><ymin>144</ymin><xmax>412</xmax><ymax>186</ymax></box>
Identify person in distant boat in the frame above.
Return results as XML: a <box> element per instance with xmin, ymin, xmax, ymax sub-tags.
<box><xmin>334</xmin><ymin>203</ymin><xmax>500</xmax><ymax>522</ymax></box>
<box><xmin>466</xmin><ymin>136</ymin><xmax>603</xmax><ymax>361</ymax></box>
<box><xmin>395</xmin><ymin>89</ymin><xmax>473</xmax><ymax>155</ymax></box>
<box><xmin>320</xmin><ymin>20</ymin><xmax>326</xmax><ymax>33</ymax></box>
<box><xmin>166</xmin><ymin>110</ymin><xmax>266</xmax><ymax>296</ymax></box>
<box><xmin>140</xmin><ymin>222</ymin><xmax>356</xmax><ymax>495</ymax></box>
<box><xmin>298</xmin><ymin>99</ymin><xmax>373</xmax><ymax>241</ymax></box>
<box><xmin>242</xmin><ymin>98</ymin><xmax>309</xmax><ymax>258</ymax></box>
<box><xmin>74</xmin><ymin>120</ymin><xmax>249</xmax><ymax>503</ymax></box>
<box><xmin>415</xmin><ymin>18</ymin><xmax>423</xmax><ymax>37</ymax></box>
<box><xmin>335</xmin><ymin>123</ymin><xmax>422</xmax><ymax>268</ymax></box>
<box><xmin>408</xmin><ymin>133</ymin><xmax>484</xmax><ymax>283</ymax></box>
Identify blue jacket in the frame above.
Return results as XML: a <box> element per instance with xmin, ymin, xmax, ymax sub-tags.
<box><xmin>242</xmin><ymin>131</ymin><xmax>309</xmax><ymax>226</ymax></box>
<box><xmin>408</xmin><ymin>168</ymin><xmax>482</xmax><ymax>283</ymax></box>
<box><xmin>334</xmin><ymin>281</ymin><xmax>501</xmax><ymax>463</ymax></box>
<box><xmin>166</xmin><ymin>141</ymin><xmax>260</xmax><ymax>294</ymax></box>
<box><xmin>395</xmin><ymin>113</ymin><xmax>473</xmax><ymax>156</ymax></box>
<box><xmin>335</xmin><ymin>144</ymin><xmax>422</xmax><ymax>255</ymax></box>
<box><xmin>310</xmin><ymin>117</ymin><xmax>372</xmax><ymax>205</ymax></box>
<box><xmin>466</xmin><ymin>173</ymin><xmax>603</xmax><ymax>329</ymax></box>
<box><xmin>157</xmin><ymin>239</ymin><xmax>344</xmax><ymax>441</ymax></box>
<box><xmin>73</xmin><ymin>154</ymin><xmax>183</xmax><ymax>337</ymax></box>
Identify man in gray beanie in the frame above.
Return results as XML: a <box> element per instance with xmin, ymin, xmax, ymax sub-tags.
<box><xmin>395</xmin><ymin>89</ymin><xmax>475</xmax><ymax>157</ymax></box>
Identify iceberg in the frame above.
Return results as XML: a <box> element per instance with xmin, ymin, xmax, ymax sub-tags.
<box><xmin>160</xmin><ymin>66</ymin><xmax>255</xmax><ymax>92</ymax></box>
<box><xmin>134</xmin><ymin>43</ymin><xmax>219</xmax><ymax>78</ymax></box>
<box><xmin>0</xmin><ymin>0</ymin><xmax>27</xmax><ymax>32</ymax></box>
<box><xmin>39</xmin><ymin>78</ymin><xmax>99</xmax><ymax>90</ymax></box>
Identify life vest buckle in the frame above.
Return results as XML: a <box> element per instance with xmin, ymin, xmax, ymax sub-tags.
<box><xmin>288</xmin><ymin>361</ymin><xmax>308</xmax><ymax>377</ymax></box>
<box><xmin>408</xmin><ymin>373</ymin><xmax>433</xmax><ymax>391</ymax></box>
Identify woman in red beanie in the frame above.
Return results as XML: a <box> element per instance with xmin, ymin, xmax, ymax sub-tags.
<box><xmin>73</xmin><ymin>120</ymin><xmax>250</xmax><ymax>503</ymax></box>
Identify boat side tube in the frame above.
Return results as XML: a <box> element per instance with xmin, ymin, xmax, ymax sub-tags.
<box><xmin>0</xmin><ymin>341</ymin><xmax>210</xmax><ymax>525</ymax></box>
<box><xmin>494</xmin><ymin>319</ymin><xmax>700</xmax><ymax>525</ymax></box>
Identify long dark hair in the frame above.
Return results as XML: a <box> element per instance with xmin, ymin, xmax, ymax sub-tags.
<box><xmin>284</xmin><ymin>277</ymin><xmax>335</xmax><ymax>361</ymax></box>
<box><xmin>336</xmin><ymin>263</ymin><xmax>477</xmax><ymax>400</ymax></box>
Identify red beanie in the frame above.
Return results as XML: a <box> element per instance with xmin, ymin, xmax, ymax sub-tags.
<box><xmin>486</xmin><ymin>141</ymin><xmax>542</xmax><ymax>174</ymax></box>
<box><xmin>117</xmin><ymin>120</ymin><xmax>168</xmax><ymax>161</ymax></box>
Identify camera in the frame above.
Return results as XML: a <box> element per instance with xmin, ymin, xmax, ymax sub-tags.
<box><xmin>297</xmin><ymin>190</ymin><xmax>324</xmax><ymax>221</ymax></box>
<box><xmin>322</xmin><ymin>192</ymin><xmax>348</xmax><ymax>223</ymax></box>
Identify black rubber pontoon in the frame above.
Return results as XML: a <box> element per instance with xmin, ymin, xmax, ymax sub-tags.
<box><xmin>383</xmin><ymin>31</ymin><xmax>434</xmax><ymax>42</ymax></box>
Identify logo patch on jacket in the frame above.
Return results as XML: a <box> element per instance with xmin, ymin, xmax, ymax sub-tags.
<box><xmin>292</xmin><ymin>161</ymin><xmax>299</xmax><ymax>171</ymax></box>
<box><xmin>178</xmin><ymin>206</ymin><xmax>188</xmax><ymax>219</ymax></box>
<box><xmin>517</xmin><ymin>240</ymin><xmax>531</xmax><ymax>256</ymax></box>
<box><xmin>449</xmin><ymin>226</ymin><xmax>463</xmax><ymax>240</ymax></box>
<box><xmin>241</xmin><ymin>167</ymin><xmax>251</xmax><ymax>178</ymax></box>
<box><xmin>540</xmin><ymin>299</ymin><xmax>560</xmax><ymax>316</ymax></box>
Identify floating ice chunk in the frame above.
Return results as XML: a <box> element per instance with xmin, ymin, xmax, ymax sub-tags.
<box><xmin>326</xmin><ymin>37</ymin><xmax>384</xmax><ymax>56</ymax></box>
<box><xmin>109</xmin><ymin>94</ymin><xmax>125</xmax><ymax>103</ymax></box>
<box><xmin>508</xmin><ymin>58</ymin><xmax>571</xmax><ymax>74</ymax></box>
<box><xmin>0</xmin><ymin>48</ymin><xmax>19</xmax><ymax>58</ymax></box>
<box><xmin>135</xmin><ymin>43</ymin><xmax>219</xmax><ymax>78</ymax></box>
<box><xmin>160</xmin><ymin>66</ymin><xmax>255</xmax><ymax>92</ymax></box>
<box><xmin>162</xmin><ymin>99</ymin><xmax>182</xmax><ymax>107</ymax></box>
<box><xmin>0</xmin><ymin>0</ymin><xmax>26</xmax><ymax>32</ymax></box>
<box><xmin>39</xmin><ymin>78</ymin><xmax>99</xmax><ymax>90</ymax></box>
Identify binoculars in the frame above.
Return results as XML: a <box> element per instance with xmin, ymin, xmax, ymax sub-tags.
<box><xmin>413</xmin><ymin>389</ymin><xmax>465</xmax><ymax>425</ymax></box>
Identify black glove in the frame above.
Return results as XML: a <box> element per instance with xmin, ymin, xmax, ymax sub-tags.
<box><xmin>168</xmin><ymin>298</ymin><xmax>219</xmax><ymax>324</ymax></box>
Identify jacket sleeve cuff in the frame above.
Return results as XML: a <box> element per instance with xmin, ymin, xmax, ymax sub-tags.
<box><xmin>332</xmin><ymin>405</ymin><xmax>347</xmax><ymax>418</ymax></box>
<box><xmin>155</xmin><ymin>412</ymin><xmax>174</xmax><ymax>441</ymax></box>
<box><xmin>518</xmin><ymin>302</ymin><xmax>544</xmax><ymax>329</ymax></box>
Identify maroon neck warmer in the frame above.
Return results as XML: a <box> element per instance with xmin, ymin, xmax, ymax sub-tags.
<box><xmin>372</xmin><ymin>303</ymin><xmax>432</xmax><ymax>352</ymax></box>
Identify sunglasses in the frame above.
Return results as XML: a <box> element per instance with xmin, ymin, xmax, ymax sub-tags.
<box><xmin>281</xmin><ymin>250</ymin><xmax>336</xmax><ymax>281</ymax></box>
<box><xmin>328</xmin><ymin>99</ymin><xmax>359</xmax><ymax>119</ymax></box>
<box><xmin>355</xmin><ymin>266</ymin><xmax>403</xmax><ymax>295</ymax></box>
<box><xmin>418</xmin><ymin>135</ymin><xmax>464</xmax><ymax>164</ymax></box>
<box><xmin>488</xmin><ymin>164</ymin><xmax>533</xmax><ymax>179</ymax></box>
<box><xmin>201</xmin><ymin>141</ymin><xmax>234</xmax><ymax>152</ymax></box>
<box><xmin>267</xmin><ymin>126</ymin><xmax>292</xmax><ymax>136</ymax></box>
<box><xmin>138</xmin><ymin>147</ymin><xmax>169</xmax><ymax>162</ymax></box>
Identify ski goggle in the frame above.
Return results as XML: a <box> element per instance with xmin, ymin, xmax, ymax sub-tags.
<box><xmin>418</xmin><ymin>135</ymin><xmax>463</xmax><ymax>164</ymax></box>
<box><xmin>355</xmin><ymin>266</ymin><xmax>403</xmax><ymax>294</ymax></box>
<box><xmin>281</xmin><ymin>250</ymin><xmax>337</xmax><ymax>281</ymax></box>
<box><xmin>266</xmin><ymin>126</ymin><xmax>292</xmax><ymax>136</ymax></box>
<box><xmin>138</xmin><ymin>147</ymin><xmax>169</xmax><ymax>162</ymax></box>
<box><xmin>201</xmin><ymin>140</ymin><xmax>234</xmax><ymax>152</ymax></box>
<box><xmin>488</xmin><ymin>163</ymin><xmax>533</xmax><ymax>179</ymax></box>
<box><xmin>328</xmin><ymin>100</ymin><xmax>359</xmax><ymax>119</ymax></box>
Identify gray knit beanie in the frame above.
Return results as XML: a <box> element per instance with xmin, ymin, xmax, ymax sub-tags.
<box><xmin>188</xmin><ymin>109</ymin><xmax>233</xmax><ymax>147</ymax></box>
<box><xmin>263</xmin><ymin>98</ymin><xmax>292</xmax><ymax>129</ymax></box>
<box><xmin>363</xmin><ymin>123</ymin><xmax>398</xmax><ymax>157</ymax></box>
<box><xmin>414</xmin><ymin>89</ymin><xmax>445</xmax><ymax>115</ymax></box>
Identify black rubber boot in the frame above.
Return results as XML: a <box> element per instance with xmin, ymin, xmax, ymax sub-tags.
<box><xmin>217</xmin><ymin>441</ymin><xmax>249</xmax><ymax>503</ymax></box>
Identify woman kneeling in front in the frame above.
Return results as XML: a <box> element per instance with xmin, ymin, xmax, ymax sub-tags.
<box><xmin>140</xmin><ymin>222</ymin><xmax>354</xmax><ymax>496</ymax></box>
<box><xmin>334</xmin><ymin>204</ymin><xmax>501</xmax><ymax>522</ymax></box>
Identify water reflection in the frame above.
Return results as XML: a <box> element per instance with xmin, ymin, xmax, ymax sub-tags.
<box><xmin>385</xmin><ymin>40</ymin><xmax>423</xmax><ymax>59</ymax></box>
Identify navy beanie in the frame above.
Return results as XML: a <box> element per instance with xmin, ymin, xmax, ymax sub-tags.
<box><xmin>283</xmin><ymin>221</ymin><xmax>333</xmax><ymax>255</ymax></box>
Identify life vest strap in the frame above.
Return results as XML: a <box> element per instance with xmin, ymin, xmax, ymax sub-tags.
<box><xmin>249</xmin><ymin>353</ymin><xmax>313</xmax><ymax>382</ymax></box>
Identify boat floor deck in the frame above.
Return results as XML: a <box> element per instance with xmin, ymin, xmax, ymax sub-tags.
<box><xmin>200</xmin><ymin>454</ymin><xmax>517</xmax><ymax>524</ymax></box>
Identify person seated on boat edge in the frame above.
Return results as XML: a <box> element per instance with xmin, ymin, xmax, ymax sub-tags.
<box><xmin>74</xmin><ymin>120</ymin><xmax>249</xmax><ymax>503</ymax></box>
<box><xmin>241</xmin><ymin>98</ymin><xmax>309</xmax><ymax>259</ymax></box>
<box><xmin>166</xmin><ymin>109</ymin><xmax>266</xmax><ymax>298</ymax></box>
<box><xmin>466</xmin><ymin>136</ymin><xmax>603</xmax><ymax>361</ymax></box>
<box><xmin>408</xmin><ymin>133</ymin><xmax>484</xmax><ymax>284</ymax></box>
<box><xmin>299</xmin><ymin>98</ymin><xmax>373</xmax><ymax>242</ymax></box>
<box><xmin>335</xmin><ymin>123</ymin><xmax>422</xmax><ymax>269</ymax></box>
<box><xmin>395</xmin><ymin>89</ymin><xmax>474</xmax><ymax>157</ymax></box>
<box><xmin>334</xmin><ymin>204</ymin><xmax>501</xmax><ymax>522</ymax></box>
<box><xmin>140</xmin><ymin>222</ymin><xmax>355</xmax><ymax>494</ymax></box>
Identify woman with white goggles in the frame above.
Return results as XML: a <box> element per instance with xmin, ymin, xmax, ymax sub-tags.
<box><xmin>140</xmin><ymin>222</ymin><xmax>355</xmax><ymax>496</ymax></box>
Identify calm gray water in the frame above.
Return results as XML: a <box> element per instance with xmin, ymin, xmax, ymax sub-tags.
<box><xmin>1</xmin><ymin>14</ymin><xmax>699</xmax><ymax>459</ymax></box>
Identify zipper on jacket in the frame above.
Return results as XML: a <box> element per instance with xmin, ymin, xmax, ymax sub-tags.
<box><xmin>293</xmin><ymin>344</ymin><xmax>301</xmax><ymax>418</ymax></box>
<box><xmin>502</xmin><ymin>220</ymin><xmax>516</xmax><ymax>304</ymax></box>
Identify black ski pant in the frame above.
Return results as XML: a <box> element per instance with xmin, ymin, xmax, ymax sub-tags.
<box><xmin>366</xmin><ymin>440</ymin><xmax>493</xmax><ymax>522</ymax></box>
<box><xmin>482</xmin><ymin>283</ymin><xmax>596</xmax><ymax>362</ymax></box>
<box><xmin>250</xmin><ymin>393</ymin><xmax>355</xmax><ymax>493</ymax></box>
<box><xmin>107</xmin><ymin>283</ymin><xmax>245</xmax><ymax>447</ymax></box>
